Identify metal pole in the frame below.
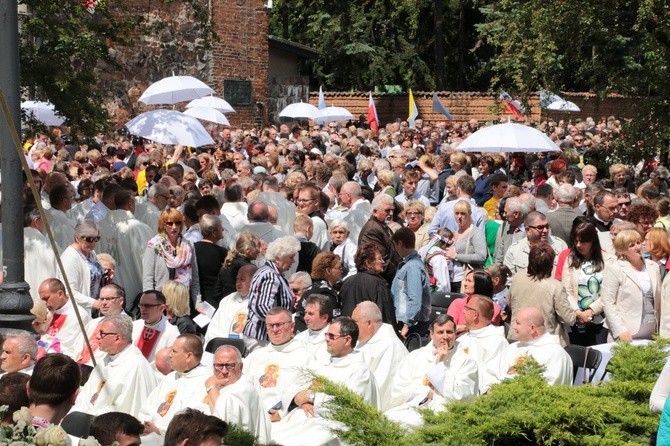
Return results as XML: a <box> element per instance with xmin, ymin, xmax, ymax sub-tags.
<box><xmin>0</xmin><ymin>0</ymin><xmax>33</xmax><ymax>331</ymax></box>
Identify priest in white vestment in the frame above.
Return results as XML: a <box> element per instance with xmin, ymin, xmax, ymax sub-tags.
<box><xmin>271</xmin><ymin>317</ymin><xmax>380</xmax><ymax>446</ymax></box>
<box><xmin>44</xmin><ymin>184</ymin><xmax>76</xmax><ymax>253</ymax></box>
<box><xmin>385</xmin><ymin>314</ymin><xmax>478</xmax><ymax>427</ymax></box>
<box><xmin>140</xmin><ymin>334</ymin><xmax>211</xmax><ymax>444</ymax></box>
<box><xmin>352</xmin><ymin>302</ymin><xmax>408</xmax><ymax>411</ymax></box>
<box><xmin>243</xmin><ymin>308</ymin><xmax>311</xmax><ymax>419</ymax></box>
<box><xmin>73</xmin><ymin>314</ymin><xmax>158</xmax><ymax>417</ymax></box>
<box><xmin>34</xmin><ymin>278</ymin><xmax>91</xmax><ymax>360</ymax></box>
<box><xmin>23</xmin><ymin>210</ymin><xmax>58</xmax><ymax>301</ymax></box>
<box><xmin>488</xmin><ymin>307</ymin><xmax>573</xmax><ymax>386</ymax></box>
<box><xmin>294</xmin><ymin>294</ymin><xmax>333</xmax><ymax>362</ymax></box>
<box><xmin>135</xmin><ymin>184</ymin><xmax>168</xmax><ymax>233</ymax></box>
<box><xmin>204</xmin><ymin>265</ymin><xmax>256</xmax><ymax>346</ymax></box>
<box><xmin>454</xmin><ymin>294</ymin><xmax>510</xmax><ymax>393</ymax></box>
<box><xmin>75</xmin><ymin>284</ymin><xmax>126</xmax><ymax>366</ymax></box>
<box><xmin>96</xmin><ymin>192</ymin><xmax>154</xmax><ymax>304</ymax></box>
<box><xmin>132</xmin><ymin>290</ymin><xmax>181</xmax><ymax>363</ymax></box>
<box><xmin>0</xmin><ymin>331</ymin><xmax>37</xmax><ymax>375</ymax></box>
<box><xmin>204</xmin><ymin>345</ymin><xmax>270</xmax><ymax>444</ymax></box>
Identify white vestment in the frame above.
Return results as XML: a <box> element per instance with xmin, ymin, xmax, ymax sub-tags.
<box><xmin>45</xmin><ymin>208</ymin><xmax>75</xmax><ymax>253</ymax></box>
<box><xmin>343</xmin><ymin>199</ymin><xmax>372</xmax><ymax>244</ymax></box>
<box><xmin>310</xmin><ymin>216</ymin><xmax>330</xmax><ymax>251</ymax></box>
<box><xmin>204</xmin><ymin>292</ymin><xmax>249</xmax><ymax>346</ymax></box>
<box><xmin>355</xmin><ymin>323</ymin><xmax>408</xmax><ymax>411</ymax></box>
<box><xmin>255</xmin><ymin>191</ymin><xmax>296</xmax><ymax>236</ymax></box>
<box><xmin>97</xmin><ymin>209</ymin><xmax>154</xmax><ymax>302</ymax></box>
<box><xmin>139</xmin><ymin>365</ymin><xmax>210</xmax><ymax>434</ymax></box>
<box><xmin>49</xmin><ymin>300</ymin><xmax>91</xmax><ymax>360</ymax></box>
<box><xmin>490</xmin><ymin>333</ymin><xmax>573</xmax><ymax>386</ymax></box>
<box><xmin>220</xmin><ymin>202</ymin><xmax>249</xmax><ymax>233</ymax></box>
<box><xmin>455</xmin><ymin>324</ymin><xmax>509</xmax><ymax>393</ymax></box>
<box><xmin>243</xmin><ymin>338</ymin><xmax>311</xmax><ymax>415</ymax></box>
<box><xmin>385</xmin><ymin>341</ymin><xmax>478</xmax><ymax>427</ymax></box>
<box><xmin>135</xmin><ymin>201</ymin><xmax>161</xmax><ymax>233</ymax></box>
<box><xmin>212</xmin><ymin>375</ymin><xmax>271</xmax><ymax>445</ymax></box>
<box><xmin>73</xmin><ymin>344</ymin><xmax>158</xmax><ymax>417</ymax></box>
<box><xmin>294</xmin><ymin>325</ymin><xmax>330</xmax><ymax>363</ymax></box>
<box><xmin>271</xmin><ymin>351</ymin><xmax>379</xmax><ymax>446</ymax></box>
<box><xmin>68</xmin><ymin>198</ymin><xmax>94</xmax><ymax>224</ymax></box>
<box><xmin>24</xmin><ymin>227</ymin><xmax>58</xmax><ymax>301</ymax></box>
<box><xmin>132</xmin><ymin>316</ymin><xmax>181</xmax><ymax>363</ymax></box>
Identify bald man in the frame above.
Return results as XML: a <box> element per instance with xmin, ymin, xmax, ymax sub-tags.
<box><xmin>352</xmin><ymin>301</ymin><xmax>408</xmax><ymax>411</ymax></box>
<box><xmin>490</xmin><ymin>307</ymin><xmax>573</xmax><ymax>386</ymax></box>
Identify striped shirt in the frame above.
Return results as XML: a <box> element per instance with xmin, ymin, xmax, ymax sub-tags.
<box><xmin>243</xmin><ymin>260</ymin><xmax>293</xmax><ymax>341</ymax></box>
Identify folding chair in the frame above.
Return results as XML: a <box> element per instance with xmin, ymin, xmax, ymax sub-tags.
<box><xmin>205</xmin><ymin>337</ymin><xmax>248</xmax><ymax>357</ymax></box>
<box><xmin>564</xmin><ymin>344</ymin><xmax>603</xmax><ymax>384</ymax></box>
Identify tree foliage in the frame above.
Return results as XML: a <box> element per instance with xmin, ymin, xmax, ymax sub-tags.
<box><xmin>317</xmin><ymin>340</ymin><xmax>670</xmax><ymax>446</ymax></box>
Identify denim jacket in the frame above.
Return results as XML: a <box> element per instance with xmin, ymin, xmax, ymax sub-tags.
<box><xmin>391</xmin><ymin>251</ymin><xmax>431</xmax><ymax>326</ymax></box>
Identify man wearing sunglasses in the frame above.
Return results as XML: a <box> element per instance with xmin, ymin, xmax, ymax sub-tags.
<box><xmin>74</xmin><ymin>314</ymin><xmax>157</xmax><ymax>417</ymax></box>
<box><xmin>504</xmin><ymin>211</ymin><xmax>567</xmax><ymax>275</ymax></box>
<box><xmin>272</xmin><ymin>317</ymin><xmax>378</xmax><ymax>446</ymax></box>
<box><xmin>202</xmin><ymin>345</ymin><xmax>270</xmax><ymax>444</ymax></box>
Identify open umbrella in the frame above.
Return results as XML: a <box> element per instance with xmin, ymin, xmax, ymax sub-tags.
<box><xmin>124</xmin><ymin>109</ymin><xmax>214</xmax><ymax>147</ymax></box>
<box><xmin>183</xmin><ymin>106</ymin><xmax>231</xmax><ymax>126</ymax></box>
<box><xmin>186</xmin><ymin>96</ymin><xmax>235</xmax><ymax>114</ymax></box>
<box><xmin>547</xmin><ymin>99</ymin><xmax>580</xmax><ymax>112</ymax></box>
<box><xmin>320</xmin><ymin>105</ymin><xmax>354</xmax><ymax>122</ymax></box>
<box><xmin>278</xmin><ymin>101</ymin><xmax>322</xmax><ymax>120</ymax></box>
<box><xmin>138</xmin><ymin>75</ymin><xmax>214</xmax><ymax>106</ymax></box>
<box><xmin>457</xmin><ymin>122</ymin><xmax>560</xmax><ymax>153</ymax></box>
<box><xmin>21</xmin><ymin>101</ymin><xmax>65</xmax><ymax>126</ymax></box>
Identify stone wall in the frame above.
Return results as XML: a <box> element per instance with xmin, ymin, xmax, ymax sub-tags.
<box><xmin>268</xmin><ymin>76</ymin><xmax>311</xmax><ymax>124</ymax></box>
<box><xmin>100</xmin><ymin>0</ymin><xmax>268</xmax><ymax>130</ymax></box>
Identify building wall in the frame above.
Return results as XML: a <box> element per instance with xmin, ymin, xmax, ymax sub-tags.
<box><xmin>101</xmin><ymin>0</ymin><xmax>268</xmax><ymax>129</ymax></box>
<box><xmin>308</xmin><ymin>91</ymin><xmax>639</xmax><ymax>126</ymax></box>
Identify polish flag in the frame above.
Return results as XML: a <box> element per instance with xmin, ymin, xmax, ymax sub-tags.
<box><xmin>367</xmin><ymin>92</ymin><xmax>379</xmax><ymax>134</ymax></box>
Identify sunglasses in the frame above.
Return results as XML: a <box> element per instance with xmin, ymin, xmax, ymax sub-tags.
<box><xmin>80</xmin><ymin>236</ymin><xmax>101</xmax><ymax>243</ymax></box>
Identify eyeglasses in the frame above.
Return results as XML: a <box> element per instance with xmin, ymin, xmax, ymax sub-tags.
<box><xmin>338</xmin><ymin>192</ymin><xmax>350</xmax><ymax>199</ymax></box>
<box><xmin>464</xmin><ymin>306</ymin><xmax>478</xmax><ymax>313</ymax></box>
<box><xmin>325</xmin><ymin>332</ymin><xmax>348</xmax><ymax>340</ymax></box>
<box><xmin>80</xmin><ymin>236</ymin><xmax>101</xmax><ymax>243</ymax></box>
<box><xmin>406</xmin><ymin>211</ymin><xmax>422</xmax><ymax>216</ymax></box>
<box><xmin>213</xmin><ymin>362</ymin><xmax>239</xmax><ymax>371</ymax></box>
<box><xmin>266</xmin><ymin>321</ymin><xmax>292</xmax><ymax>329</ymax></box>
<box><xmin>99</xmin><ymin>331</ymin><xmax>118</xmax><ymax>338</ymax></box>
<box><xmin>165</xmin><ymin>221</ymin><xmax>182</xmax><ymax>226</ymax></box>
<box><xmin>618</xmin><ymin>201</ymin><xmax>631</xmax><ymax>207</ymax></box>
<box><xmin>527</xmin><ymin>224</ymin><xmax>550</xmax><ymax>231</ymax></box>
<box><xmin>139</xmin><ymin>303</ymin><xmax>162</xmax><ymax>309</ymax></box>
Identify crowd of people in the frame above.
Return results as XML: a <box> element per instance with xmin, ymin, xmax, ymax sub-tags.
<box><xmin>3</xmin><ymin>113</ymin><xmax>670</xmax><ymax>444</ymax></box>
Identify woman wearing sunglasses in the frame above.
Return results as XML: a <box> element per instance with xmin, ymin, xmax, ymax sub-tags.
<box><xmin>143</xmin><ymin>208</ymin><xmax>201</xmax><ymax>313</ymax></box>
<box><xmin>59</xmin><ymin>220</ymin><xmax>105</xmax><ymax>314</ymax></box>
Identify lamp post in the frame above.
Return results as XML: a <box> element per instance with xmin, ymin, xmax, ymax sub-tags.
<box><xmin>0</xmin><ymin>0</ymin><xmax>34</xmax><ymax>331</ymax></box>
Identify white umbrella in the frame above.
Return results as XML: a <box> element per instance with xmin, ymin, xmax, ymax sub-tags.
<box><xmin>183</xmin><ymin>106</ymin><xmax>231</xmax><ymax>126</ymax></box>
<box><xmin>21</xmin><ymin>101</ymin><xmax>65</xmax><ymax>126</ymax></box>
<box><xmin>278</xmin><ymin>101</ymin><xmax>322</xmax><ymax>120</ymax></box>
<box><xmin>547</xmin><ymin>99</ymin><xmax>580</xmax><ymax>112</ymax></box>
<box><xmin>457</xmin><ymin>122</ymin><xmax>560</xmax><ymax>153</ymax></box>
<box><xmin>186</xmin><ymin>96</ymin><xmax>235</xmax><ymax>113</ymax></box>
<box><xmin>138</xmin><ymin>75</ymin><xmax>214</xmax><ymax>105</ymax></box>
<box><xmin>320</xmin><ymin>105</ymin><xmax>354</xmax><ymax>122</ymax></box>
<box><xmin>124</xmin><ymin>109</ymin><xmax>214</xmax><ymax>147</ymax></box>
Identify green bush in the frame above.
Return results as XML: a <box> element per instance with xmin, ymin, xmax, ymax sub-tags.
<box><xmin>316</xmin><ymin>339</ymin><xmax>670</xmax><ymax>446</ymax></box>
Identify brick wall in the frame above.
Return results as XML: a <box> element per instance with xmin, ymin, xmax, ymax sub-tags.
<box><xmin>308</xmin><ymin>91</ymin><xmax>639</xmax><ymax>126</ymax></box>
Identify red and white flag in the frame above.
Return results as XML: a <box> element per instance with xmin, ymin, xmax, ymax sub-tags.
<box><xmin>367</xmin><ymin>92</ymin><xmax>379</xmax><ymax>134</ymax></box>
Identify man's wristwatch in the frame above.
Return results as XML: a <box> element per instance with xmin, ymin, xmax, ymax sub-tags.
<box><xmin>308</xmin><ymin>391</ymin><xmax>316</xmax><ymax>404</ymax></box>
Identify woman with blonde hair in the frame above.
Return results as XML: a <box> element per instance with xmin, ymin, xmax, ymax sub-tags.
<box><xmin>162</xmin><ymin>281</ymin><xmax>196</xmax><ymax>334</ymax></box>
<box><xmin>216</xmin><ymin>231</ymin><xmax>262</xmax><ymax>298</ymax></box>
<box><xmin>143</xmin><ymin>208</ymin><xmax>201</xmax><ymax>308</ymax></box>
<box><xmin>601</xmin><ymin>229</ymin><xmax>662</xmax><ymax>341</ymax></box>
<box><xmin>405</xmin><ymin>200</ymin><xmax>430</xmax><ymax>249</ymax></box>
<box><xmin>443</xmin><ymin>199</ymin><xmax>487</xmax><ymax>292</ymax></box>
